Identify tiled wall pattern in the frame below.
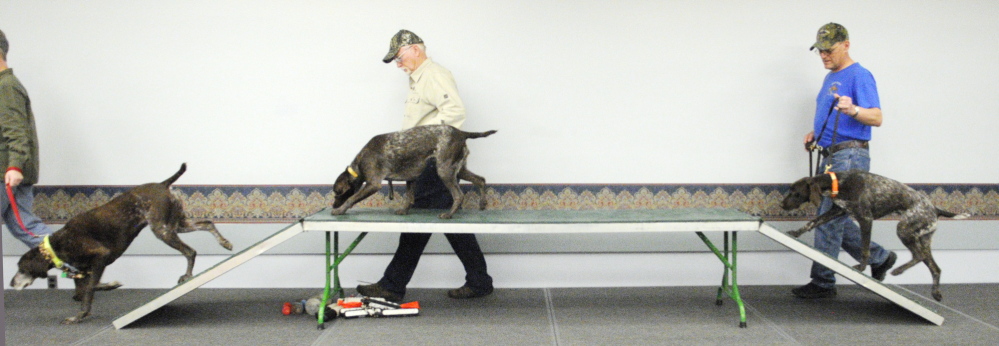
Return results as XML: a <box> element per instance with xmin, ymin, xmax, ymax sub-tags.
<box><xmin>32</xmin><ymin>184</ymin><xmax>998</xmax><ymax>223</ymax></box>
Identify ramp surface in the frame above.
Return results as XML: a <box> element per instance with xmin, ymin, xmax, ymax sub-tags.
<box><xmin>757</xmin><ymin>223</ymin><xmax>944</xmax><ymax>325</ymax></box>
<box><xmin>111</xmin><ymin>223</ymin><xmax>304</xmax><ymax>329</ymax></box>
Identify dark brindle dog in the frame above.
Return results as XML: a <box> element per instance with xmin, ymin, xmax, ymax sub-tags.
<box><xmin>332</xmin><ymin>124</ymin><xmax>495</xmax><ymax>219</ymax></box>
<box><xmin>9</xmin><ymin>164</ymin><xmax>232</xmax><ymax>323</ymax></box>
<box><xmin>781</xmin><ymin>170</ymin><xmax>968</xmax><ymax>301</ymax></box>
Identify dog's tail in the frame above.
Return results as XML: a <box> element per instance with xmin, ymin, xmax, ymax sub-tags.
<box><xmin>463</xmin><ymin>130</ymin><xmax>497</xmax><ymax>139</ymax></box>
<box><xmin>161</xmin><ymin>163</ymin><xmax>187</xmax><ymax>186</ymax></box>
<box><xmin>936</xmin><ymin>208</ymin><xmax>970</xmax><ymax>220</ymax></box>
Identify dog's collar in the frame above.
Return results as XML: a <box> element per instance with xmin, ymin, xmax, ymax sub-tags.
<box><xmin>347</xmin><ymin>166</ymin><xmax>359</xmax><ymax>178</ymax></box>
<box><xmin>38</xmin><ymin>236</ymin><xmax>86</xmax><ymax>279</ymax></box>
<box><xmin>39</xmin><ymin>235</ymin><xmax>64</xmax><ymax>268</ymax></box>
<box><xmin>828</xmin><ymin>172</ymin><xmax>839</xmax><ymax>198</ymax></box>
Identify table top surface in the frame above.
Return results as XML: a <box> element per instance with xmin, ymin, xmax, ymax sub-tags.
<box><xmin>304</xmin><ymin>208</ymin><xmax>762</xmax><ymax>225</ymax></box>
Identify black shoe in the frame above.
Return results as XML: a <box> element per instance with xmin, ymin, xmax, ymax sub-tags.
<box><xmin>447</xmin><ymin>286</ymin><xmax>493</xmax><ymax>299</ymax></box>
<box><xmin>871</xmin><ymin>251</ymin><xmax>897</xmax><ymax>281</ymax></box>
<box><xmin>792</xmin><ymin>283</ymin><xmax>837</xmax><ymax>299</ymax></box>
<box><xmin>356</xmin><ymin>283</ymin><xmax>403</xmax><ymax>302</ymax></box>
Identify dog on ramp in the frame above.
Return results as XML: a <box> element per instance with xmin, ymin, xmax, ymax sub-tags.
<box><xmin>10</xmin><ymin>163</ymin><xmax>233</xmax><ymax>324</ymax></box>
<box><xmin>332</xmin><ymin>124</ymin><xmax>495</xmax><ymax>219</ymax></box>
<box><xmin>781</xmin><ymin>170</ymin><xmax>968</xmax><ymax>301</ymax></box>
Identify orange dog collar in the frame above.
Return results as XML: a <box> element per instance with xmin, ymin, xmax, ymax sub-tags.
<box><xmin>828</xmin><ymin>172</ymin><xmax>839</xmax><ymax>198</ymax></box>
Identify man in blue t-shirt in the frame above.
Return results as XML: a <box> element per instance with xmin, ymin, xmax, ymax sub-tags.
<box><xmin>793</xmin><ymin>23</ymin><xmax>897</xmax><ymax>299</ymax></box>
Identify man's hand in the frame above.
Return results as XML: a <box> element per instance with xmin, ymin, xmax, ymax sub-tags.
<box><xmin>803</xmin><ymin>131</ymin><xmax>815</xmax><ymax>151</ymax></box>
<box><xmin>832</xmin><ymin>93</ymin><xmax>856</xmax><ymax>115</ymax></box>
<box><xmin>832</xmin><ymin>93</ymin><xmax>882</xmax><ymax>126</ymax></box>
<box><xmin>5</xmin><ymin>169</ymin><xmax>24</xmax><ymax>187</ymax></box>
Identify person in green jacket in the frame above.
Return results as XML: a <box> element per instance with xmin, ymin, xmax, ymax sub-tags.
<box><xmin>0</xmin><ymin>29</ymin><xmax>53</xmax><ymax>247</ymax></box>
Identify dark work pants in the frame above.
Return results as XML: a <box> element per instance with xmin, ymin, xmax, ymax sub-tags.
<box><xmin>377</xmin><ymin>161</ymin><xmax>493</xmax><ymax>296</ymax></box>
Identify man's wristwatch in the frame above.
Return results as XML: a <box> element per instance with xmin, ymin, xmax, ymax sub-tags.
<box><xmin>852</xmin><ymin>106</ymin><xmax>860</xmax><ymax>117</ymax></box>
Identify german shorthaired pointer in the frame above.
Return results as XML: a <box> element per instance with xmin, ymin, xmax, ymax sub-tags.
<box><xmin>331</xmin><ymin>124</ymin><xmax>495</xmax><ymax>219</ymax></box>
<box><xmin>10</xmin><ymin>164</ymin><xmax>233</xmax><ymax>323</ymax></box>
<box><xmin>782</xmin><ymin>170</ymin><xmax>968</xmax><ymax>301</ymax></box>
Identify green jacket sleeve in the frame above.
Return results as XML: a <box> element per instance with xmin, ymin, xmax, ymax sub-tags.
<box><xmin>0</xmin><ymin>82</ymin><xmax>33</xmax><ymax>171</ymax></box>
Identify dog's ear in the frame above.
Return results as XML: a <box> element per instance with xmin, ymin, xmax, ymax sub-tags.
<box><xmin>808</xmin><ymin>178</ymin><xmax>823</xmax><ymax>206</ymax></box>
<box><xmin>17</xmin><ymin>248</ymin><xmax>53</xmax><ymax>278</ymax></box>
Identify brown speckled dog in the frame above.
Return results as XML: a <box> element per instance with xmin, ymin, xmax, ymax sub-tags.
<box><xmin>9</xmin><ymin>164</ymin><xmax>232</xmax><ymax>324</ymax></box>
<box><xmin>332</xmin><ymin>124</ymin><xmax>496</xmax><ymax>219</ymax></box>
<box><xmin>781</xmin><ymin>170</ymin><xmax>968</xmax><ymax>301</ymax></box>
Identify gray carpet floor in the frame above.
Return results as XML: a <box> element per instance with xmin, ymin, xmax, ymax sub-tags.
<box><xmin>5</xmin><ymin>284</ymin><xmax>998</xmax><ymax>345</ymax></box>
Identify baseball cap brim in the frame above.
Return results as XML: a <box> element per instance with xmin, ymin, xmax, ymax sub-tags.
<box><xmin>810</xmin><ymin>41</ymin><xmax>836</xmax><ymax>51</ymax></box>
<box><xmin>382</xmin><ymin>48</ymin><xmax>398</xmax><ymax>63</ymax></box>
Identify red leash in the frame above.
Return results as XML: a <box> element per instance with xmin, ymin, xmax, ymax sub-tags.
<box><xmin>5</xmin><ymin>183</ymin><xmax>39</xmax><ymax>238</ymax></box>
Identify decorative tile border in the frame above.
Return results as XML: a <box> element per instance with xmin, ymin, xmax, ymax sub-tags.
<box><xmin>31</xmin><ymin>184</ymin><xmax>999</xmax><ymax>223</ymax></box>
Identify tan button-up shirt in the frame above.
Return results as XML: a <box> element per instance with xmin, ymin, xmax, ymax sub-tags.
<box><xmin>402</xmin><ymin>59</ymin><xmax>466</xmax><ymax>130</ymax></box>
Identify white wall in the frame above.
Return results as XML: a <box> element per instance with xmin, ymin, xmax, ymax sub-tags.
<box><xmin>1</xmin><ymin>0</ymin><xmax>995</xmax><ymax>185</ymax></box>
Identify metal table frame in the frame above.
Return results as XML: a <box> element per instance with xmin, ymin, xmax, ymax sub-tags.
<box><xmin>301</xmin><ymin>208</ymin><xmax>762</xmax><ymax>329</ymax></box>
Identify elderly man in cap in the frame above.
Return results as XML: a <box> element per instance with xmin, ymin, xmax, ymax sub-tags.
<box><xmin>0</xmin><ymin>29</ymin><xmax>54</xmax><ymax>247</ymax></box>
<box><xmin>356</xmin><ymin>30</ymin><xmax>494</xmax><ymax>302</ymax></box>
<box><xmin>793</xmin><ymin>23</ymin><xmax>896</xmax><ymax>299</ymax></box>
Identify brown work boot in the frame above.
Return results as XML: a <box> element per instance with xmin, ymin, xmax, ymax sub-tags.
<box><xmin>356</xmin><ymin>283</ymin><xmax>403</xmax><ymax>302</ymax></box>
<box><xmin>792</xmin><ymin>283</ymin><xmax>837</xmax><ymax>299</ymax></box>
<box><xmin>447</xmin><ymin>286</ymin><xmax>493</xmax><ymax>299</ymax></box>
<box><xmin>871</xmin><ymin>251</ymin><xmax>897</xmax><ymax>281</ymax></box>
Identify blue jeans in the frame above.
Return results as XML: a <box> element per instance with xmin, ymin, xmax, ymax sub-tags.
<box><xmin>810</xmin><ymin>147</ymin><xmax>889</xmax><ymax>288</ymax></box>
<box><xmin>2</xmin><ymin>184</ymin><xmax>53</xmax><ymax>247</ymax></box>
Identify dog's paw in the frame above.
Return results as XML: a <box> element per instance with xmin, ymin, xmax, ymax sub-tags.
<box><xmin>395</xmin><ymin>209</ymin><xmax>409</xmax><ymax>216</ymax></box>
<box><xmin>95</xmin><ymin>281</ymin><xmax>123</xmax><ymax>291</ymax></box>
<box><xmin>330</xmin><ymin>208</ymin><xmax>346</xmax><ymax>216</ymax></box>
<box><xmin>62</xmin><ymin>315</ymin><xmax>85</xmax><ymax>324</ymax></box>
<box><xmin>890</xmin><ymin>267</ymin><xmax>905</xmax><ymax>276</ymax></box>
<box><xmin>786</xmin><ymin>229</ymin><xmax>805</xmax><ymax>238</ymax></box>
<box><xmin>177</xmin><ymin>275</ymin><xmax>192</xmax><ymax>284</ymax></box>
<box><xmin>932</xmin><ymin>290</ymin><xmax>943</xmax><ymax>302</ymax></box>
<box><xmin>852</xmin><ymin>264</ymin><xmax>868</xmax><ymax>272</ymax></box>
<box><xmin>437</xmin><ymin>212</ymin><xmax>454</xmax><ymax>219</ymax></box>
<box><xmin>478</xmin><ymin>200</ymin><xmax>487</xmax><ymax>210</ymax></box>
<box><xmin>220</xmin><ymin>240</ymin><xmax>233</xmax><ymax>251</ymax></box>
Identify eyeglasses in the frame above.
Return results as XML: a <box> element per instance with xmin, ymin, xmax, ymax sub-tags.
<box><xmin>814</xmin><ymin>43</ymin><xmax>840</xmax><ymax>56</ymax></box>
<box><xmin>393</xmin><ymin>45</ymin><xmax>413</xmax><ymax>63</ymax></box>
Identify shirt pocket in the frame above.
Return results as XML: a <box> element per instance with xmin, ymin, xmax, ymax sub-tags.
<box><xmin>404</xmin><ymin>94</ymin><xmax>432</xmax><ymax>118</ymax></box>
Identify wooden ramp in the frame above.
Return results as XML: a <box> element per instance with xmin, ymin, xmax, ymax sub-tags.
<box><xmin>111</xmin><ymin>222</ymin><xmax>304</xmax><ymax>329</ymax></box>
<box><xmin>757</xmin><ymin>223</ymin><xmax>945</xmax><ymax>325</ymax></box>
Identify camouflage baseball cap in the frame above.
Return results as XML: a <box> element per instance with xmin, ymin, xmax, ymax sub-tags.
<box><xmin>382</xmin><ymin>29</ymin><xmax>423</xmax><ymax>63</ymax></box>
<box><xmin>810</xmin><ymin>23</ymin><xmax>848</xmax><ymax>51</ymax></box>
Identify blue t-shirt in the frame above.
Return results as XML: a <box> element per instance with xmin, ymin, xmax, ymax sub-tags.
<box><xmin>813</xmin><ymin>63</ymin><xmax>880</xmax><ymax>148</ymax></box>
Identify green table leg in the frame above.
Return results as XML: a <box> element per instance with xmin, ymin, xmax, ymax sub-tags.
<box><xmin>696</xmin><ymin>231</ymin><xmax>747</xmax><ymax>328</ymax></box>
<box><xmin>318</xmin><ymin>231</ymin><xmax>369</xmax><ymax>329</ymax></box>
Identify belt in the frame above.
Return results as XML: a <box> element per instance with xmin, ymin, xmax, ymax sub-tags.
<box><xmin>822</xmin><ymin>140</ymin><xmax>869</xmax><ymax>156</ymax></box>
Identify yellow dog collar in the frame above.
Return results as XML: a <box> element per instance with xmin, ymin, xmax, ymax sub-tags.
<box><xmin>347</xmin><ymin>166</ymin><xmax>359</xmax><ymax>178</ymax></box>
<box><xmin>40</xmin><ymin>235</ymin><xmax>65</xmax><ymax>268</ymax></box>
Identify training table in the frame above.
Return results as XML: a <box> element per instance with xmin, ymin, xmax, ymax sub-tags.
<box><xmin>112</xmin><ymin>207</ymin><xmax>945</xmax><ymax>329</ymax></box>
<box><xmin>302</xmin><ymin>207</ymin><xmax>764</xmax><ymax>329</ymax></box>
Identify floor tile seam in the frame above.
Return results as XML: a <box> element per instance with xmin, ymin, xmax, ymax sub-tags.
<box><xmin>544</xmin><ymin>287</ymin><xmax>561</xmax><ymax>346</ymax></box>
<box><xmin>70</xmin><ymin>324</ymin><xmax>112</xmax><ymax>346</ymax></box>
<box><xmin>311</xmin><ymin>318</ymin><xmax>341</xmax><ymax>345</ymax></box>
<box><xmin>742</xmin><ymin>299</ymin><xmax>802</xmax><ymax>345</ymax></box>
<box><xmin>892</xmin><ymin>284</ymin><xmax>999</xmax><ymax>332</ymax></box>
